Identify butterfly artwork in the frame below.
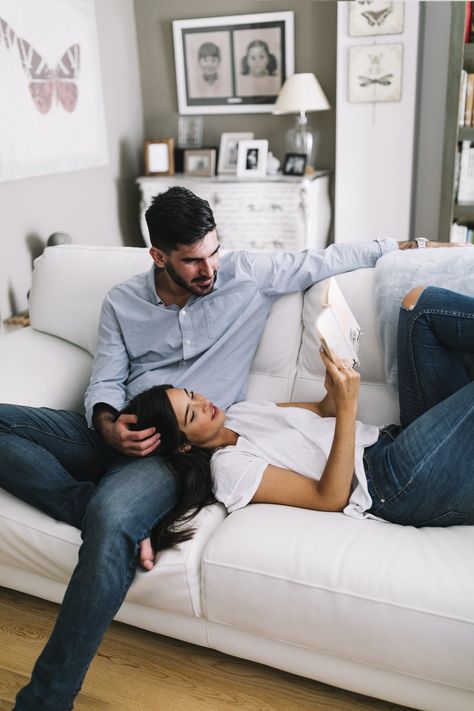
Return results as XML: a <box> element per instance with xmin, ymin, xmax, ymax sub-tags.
<box><xmin>348</xmin><ymin>0</ymin><xmax>404</xmax><ymax>37</ymax></box>
<box><xmin>17</xmin><ymin>39</ymin><xmax>80</xmax><ymax>114</ymax></box>
<box><xmin>361</xmin><ymin>6</ymin><xmax>393</xmax><ymax>28</ymax></box>
<box><xmin>0</xmin><ymin>15</ymin><xmax>80</xmax><ymax>114</ymax></box>
<box><xmin>348</xmin><ymin>44</ymin><xmax>402</xmax><ymax>103</ymax></box>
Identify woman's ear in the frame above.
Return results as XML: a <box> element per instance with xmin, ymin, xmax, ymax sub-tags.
<box><xmin>178</xmin><ymin>442</ymin><xmax>192</xmax><ymax>453</ymax></box>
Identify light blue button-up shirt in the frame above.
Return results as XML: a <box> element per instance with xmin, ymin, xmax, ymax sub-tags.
<box><xmin>84</xmin><ymin>240</ymin><xmax>397</xmax><ymax>426</ymax></box>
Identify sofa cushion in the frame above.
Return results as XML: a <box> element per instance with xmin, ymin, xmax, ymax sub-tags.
<box><xmin>202</xmin><ymin>504</ymin><xmax>474</xmax><ymax>692</ymax></box>
<box><xmin>0</xmin><ymin>488</ymin><xmax>226</xmax><ymax>618</ymax></box>
<box><xmin>29</xmin><ymin>245</ymin><xmax>151</xmax><ymax>356</ymax></box>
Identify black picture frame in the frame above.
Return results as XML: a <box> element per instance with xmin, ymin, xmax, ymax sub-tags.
<box><xmin>282</xmin><ymin>153</ymin><xmax>307</xmax><ymax>177</ymax></box>
<box><xmin>172</xmin><ymin>11</ymin><xmax>294</xmax><ymax>114</ymax></box>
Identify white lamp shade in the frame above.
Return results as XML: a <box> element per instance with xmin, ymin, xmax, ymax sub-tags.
<box><xmin>272</xmin><ymin>72</ymin><xmax>330</xmax><ymax>114</ymax></box>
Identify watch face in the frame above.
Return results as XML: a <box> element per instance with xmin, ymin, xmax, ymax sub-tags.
<box><xmin>416</xmin><ymin>238</ymin><xmax>428</xmax><ymax>248</ymax></box>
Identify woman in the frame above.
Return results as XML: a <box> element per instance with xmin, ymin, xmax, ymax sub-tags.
<box><xmin>125</xmin><ymin>285</ymin><xmax>474</xmax><ymax>556</ymax></box>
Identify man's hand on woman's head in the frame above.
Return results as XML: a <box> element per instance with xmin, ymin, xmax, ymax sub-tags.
<box><xmin>96</xmin><ymin>410</ymin><xmax>161</xmax><ymax>456</ymax></box>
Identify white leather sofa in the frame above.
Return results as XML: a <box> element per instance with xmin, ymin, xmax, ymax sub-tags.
<box><xmin>0</xmin><ymin>244</ymin><xmax>473</xmax><ymax>711</ymax></box>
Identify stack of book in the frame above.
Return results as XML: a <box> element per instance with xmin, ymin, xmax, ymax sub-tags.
<box><xmin>458</xmin><ymin>71</ymin><xmax>474</xmax><ymax>127</ymax></box>
<box><xmin>454</xmin><ymin>141</ymin><xmax>474</xmax><ymax>204</ymax></box>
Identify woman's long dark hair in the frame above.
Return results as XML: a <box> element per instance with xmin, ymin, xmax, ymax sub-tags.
<box><xmin>121</xmin><ymin>385</ymin><xmax>216</xmax><ymax>554</ymax></box>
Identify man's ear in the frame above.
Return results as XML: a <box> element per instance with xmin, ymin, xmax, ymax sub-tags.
<box><xmin>177</xmin><ymin>442</ymin><xmax>192</xmax><ymax>453</ymax></box>
<box><xmin>149</xmin><ymin>246</ymin><xmax>167</xmax><ymax>268</ymax></box>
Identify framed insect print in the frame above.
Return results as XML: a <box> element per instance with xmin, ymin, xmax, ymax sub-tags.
<box><xmin>349</xmin><ymin>1</ymin><xmax>405</xmax><ymax>37</ymax></box>
<box><xmin>0</xmin><ymin>0</ymin><xmax>107</xmax><ymax>182</ymax></box>
<box><xmin>348</xmin><ymin>43</ymin><xmax>403</xmax><ymax>103</ymax></box>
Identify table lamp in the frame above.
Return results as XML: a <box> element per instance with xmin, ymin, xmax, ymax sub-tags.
<box><xmin>272</xmin><ymin>72</ymin><xmax>330</xmax><ymax>169</ymax></box>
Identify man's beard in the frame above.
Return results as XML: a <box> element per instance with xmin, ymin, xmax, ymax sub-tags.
<box><xmin>165</xmin><ymin>260</ymin><xmax>217</xmax><ymax>296</ymax></box>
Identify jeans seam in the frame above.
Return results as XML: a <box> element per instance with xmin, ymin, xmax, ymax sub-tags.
<box><xmin>6</xmin><ymin>422</ymin><xmax>97</xmax><ymax>447</ymax></box>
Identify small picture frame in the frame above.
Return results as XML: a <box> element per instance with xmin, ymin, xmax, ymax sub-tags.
<box><xmin>282</xmin><ymin>153</ymin><xmax>307</xmax><ymax>176</ymax></box>
<box><xmin>237</xmin><ymin>139</ymin><xmax>268</xmax><ymax>178</ymax></box>
<box><xmin>184</xmin><ymin>148</ymin><xmax>216</xmax><ymax>177</ymax></box>
<box><xmin>217</xmin><ymin>131</ymin><xmax>255</xmax><ymax>174</ymax></box>
<box><xmin>144</xmin><ymin>139</ymin><xmax>175</xmax><ymax>176</ymax></box>
<box><xmin>178</xmin><ymin>116</ymin><xmax>203</xmax><ymax>148</ymax></box>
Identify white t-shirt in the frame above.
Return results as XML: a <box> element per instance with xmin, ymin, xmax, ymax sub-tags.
<box><xmin>210</xmin><ymin>401</ymin><xmax>380</xmax><ymax>519</ymax></box>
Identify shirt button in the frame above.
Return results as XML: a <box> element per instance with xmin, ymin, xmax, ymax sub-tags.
<box><xmin>182</xmin><ymin>310</ymin><xmax>186</xmax><ymax>315</ymax></box>
<box><xmin>181</xmin><ymin>360</ymin><xmax>187</xmax><ymax>366</ymax></box>
<box><xmin>186</xmin><ymin>339</ymin><xmax>191</xmax><ymax>345</ymax></box>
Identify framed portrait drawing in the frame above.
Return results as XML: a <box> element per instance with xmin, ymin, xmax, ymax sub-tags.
<box><xmin>237</xmin><ymin>139</ymin><xmax>268</xmax><ymax>178</ymax></box>
<box><xmin>184</xmin><ymin>148</ymin><xmax>216</xmax><ymax>177</ymax></box>
<box><xmin>144</xmin><ymin>139</ymin><xmax>175</xmax><ymax>176</ymax></box>
<box><xmin>282</xmin><ymin>153</ymin><xmax>307</xmax><ymax>177</ymax></box>
<box><xmin>172</xmin><ymin>12</ymin><xmax>294</xmax><ymax>114</ymax></box>
<box><xmin>217</xmin><ymin>131</ymin><xmax>254</xmax><ymax>174</ymax></box>
<box><xmin>348</xmin><ymin>43</ymin><xmax>403</xmax><ymax>103</ymax></box>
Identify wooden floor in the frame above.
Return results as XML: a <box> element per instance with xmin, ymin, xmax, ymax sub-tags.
<box><xmin>0</xmin><ymin>586</ymin><xmax>415</xmax><ymax>711</ymax></box>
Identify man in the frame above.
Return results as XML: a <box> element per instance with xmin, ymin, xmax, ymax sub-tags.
<box><xmin>0</xmin><ymin>186</ymin><xmax>461</xmax><ymax>710</ymax></box>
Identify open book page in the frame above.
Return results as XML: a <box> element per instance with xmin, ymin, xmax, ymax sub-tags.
<box><xmin>316</xmin><ymin>278</ymin><xmax>362</xmax><ymax>367</ymax></box>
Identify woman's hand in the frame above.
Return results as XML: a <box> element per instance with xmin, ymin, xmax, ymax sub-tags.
<box><xmin>320</xmin><ymin>349</ymin><xmax>360</xmax><ymax>416</ymax></box>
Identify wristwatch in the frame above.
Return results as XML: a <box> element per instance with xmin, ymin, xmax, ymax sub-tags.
<box><xmin>414</xmin><ymin>237</ymin><xmax>429</xmax><ymax>248</ymax></box>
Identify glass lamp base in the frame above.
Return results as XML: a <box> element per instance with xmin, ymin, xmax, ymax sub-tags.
<box><xmin>285</xmin><ymin>117</ymin><xmax>320</xmax><ymax>169</ymax></box>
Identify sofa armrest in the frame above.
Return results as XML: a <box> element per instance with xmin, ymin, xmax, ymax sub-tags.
<box><xmin>0</xmin><ymin>328</ymin><xmax>92</xmax><ymax>412</ymax></box>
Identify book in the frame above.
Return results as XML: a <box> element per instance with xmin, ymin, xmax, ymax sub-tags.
<box><xmin>459</xmin><ymin>70</ymin><xmax>468</xmax><ymax>127</ymax></box>
<box><xmin>316</xmin><ymin>277</ymin><xmax>362</xmax><ymax>368</ymax></box>
<box><xmin>457</xmin><ymin>140</ymin><xmax>474</xmax><ymax>204</ymax></box>
<box><xmin>465</xmin><ymin>74</ymin><xmax>474</xmax><ymax>127</ymax></box>
<box><xmin>466</xmin><ymin>1</ymin><xmax>472</xmax><ymax>43</ymax></box>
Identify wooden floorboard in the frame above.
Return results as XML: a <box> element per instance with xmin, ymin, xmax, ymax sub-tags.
<box><xmin>0</xmin><ymin>586</ymin><xmax>415</xmax><ymax>710</ymax></box>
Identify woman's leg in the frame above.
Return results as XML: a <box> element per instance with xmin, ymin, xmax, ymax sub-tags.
<box><xmin>397</xmin><ymin>286</ymin><xmax>474</xmax><ymax>427</ymax></box>
<box><xmin>365</xmin><ymin>380</ymin><xmax>474</xmax><ymax>526</ymax></box>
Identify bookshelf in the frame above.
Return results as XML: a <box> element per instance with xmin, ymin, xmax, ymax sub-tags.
<box><xmin>439</xmin><ymin>2</ymin><xmax>474</xmax><ymax>241</ymax></box>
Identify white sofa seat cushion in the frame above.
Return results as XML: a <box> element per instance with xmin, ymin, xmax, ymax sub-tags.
<box><xmin>202</xmin><ymin>504</ymin><xmax>474</xmax><ymax>691</ymax></box>
<box><xmin>0</xmin><ymin>488</ymin><xmax>227</xmax><ymax>617</ymax></box>
<box><xmin>293</xmin><ymin>269</ymin><xmax>399</xmax><ymax>425</ymax></box>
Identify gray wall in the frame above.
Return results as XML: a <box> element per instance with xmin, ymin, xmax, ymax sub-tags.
<box><xmin>412</xmin><ymin>1</ymin><xmax>451</xmax><ymax>240</ymax></box>
<box><xmin>0</xmin><ymin>0</ymin><xmax>145</xmax><ymax>322</ymax></box>
<box><xmin>134</xmin><ymin>0</ymin><xmax>337</xmax><ymax>169</ymax></box>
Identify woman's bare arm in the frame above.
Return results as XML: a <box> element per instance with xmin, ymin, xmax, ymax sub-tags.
<box><xmin>252</xmin><ymin>352</ymin><xmax>359</xmax><ymax>512</ymax></box>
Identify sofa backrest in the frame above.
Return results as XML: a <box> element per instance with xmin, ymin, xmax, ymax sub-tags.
<box><xmin>29</xmin><ymin>245</ymin><xmax>398</xmax><ymax>423</ymax></box>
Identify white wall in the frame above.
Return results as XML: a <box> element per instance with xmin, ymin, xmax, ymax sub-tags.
<box><xmin>0</xmin><ymin>0</ymin><xmax>144</xmax><ymax>326</ymax></box>
<box><xmin>335</xmin><ymin>1</ymin><xmax>420</xmax><ymax>243</ymax></box>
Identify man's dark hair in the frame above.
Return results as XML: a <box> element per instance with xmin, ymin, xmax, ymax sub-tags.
<box><xmin>145</xmin><ymin>186</ymin><xmax>216</xmax><ymax>252</ymax></box>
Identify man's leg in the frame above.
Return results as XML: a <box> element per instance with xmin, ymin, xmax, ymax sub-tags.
<box><xmin>397</xmin><ymin>286</ymin><xmax>474</xmax><ymax>427</ymax></box>
<box><xmin>0</xmin><ymin>405</ymin><xmax>105</xmax><ymax>527</ymax></box>
<box><xmin>14</xmin><ymin>455</ymin><xmax>177</xmax><ymax>711</ymax></box>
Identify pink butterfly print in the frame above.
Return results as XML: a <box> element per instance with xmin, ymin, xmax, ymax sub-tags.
<box><xmin>0</xmin><ymin>17</ymin><xmax>16</xmax><ymax>51</ymax></box>
<box><xmin>17</xmin><ymin>39</ymin><xmax>80</xmax><ymax>114</ymax></box>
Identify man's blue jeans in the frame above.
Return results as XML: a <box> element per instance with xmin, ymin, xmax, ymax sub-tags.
<box><xmin>0</xmin><ymin>406</ymin><xmax>177</xmax><ymax>710</ymax></box>
<box><xmin>364</xmin><ymin>286</ymin><xmax>474</xmax><ymax>526</ymax></box>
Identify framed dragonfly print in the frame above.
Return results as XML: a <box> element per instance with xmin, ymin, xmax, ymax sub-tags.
<box><xmin>348</xmin><ymin>43</ymin><xmax>403</xmax><ymax>103</ymax></box>
<box><xmin>0</xmin><ymin>0</ymin><xmax>107</xmax><ymax>182</ymax></box>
